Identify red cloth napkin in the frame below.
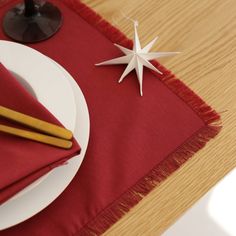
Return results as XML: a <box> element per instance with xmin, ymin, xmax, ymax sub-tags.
<box><xmin>0</xmin><ymin>0</ymin><xmax>221</xmax><ymax>235</ymax></box>
<box><xmin>0</xmin><ymin>63</ymin><xmax>81</xmax><ymax>205</ymax></box>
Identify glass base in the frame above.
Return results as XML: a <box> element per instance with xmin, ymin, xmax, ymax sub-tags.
<box><xmin>2</xmin><ymin>1</ymin><xmax>62</xmax><ymax>43</ymax></box>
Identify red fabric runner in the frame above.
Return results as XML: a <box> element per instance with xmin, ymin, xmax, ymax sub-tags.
<box><xmin>0</xmin><ymin>0</ymin><xmax>221</xmax><ymax>235</ymax></box>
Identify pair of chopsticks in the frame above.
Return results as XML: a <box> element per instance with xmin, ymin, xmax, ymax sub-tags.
<box><xmin>0</xmin><ymin>105</ymin><xmax>73</xmax><ymax>149</ymax></box>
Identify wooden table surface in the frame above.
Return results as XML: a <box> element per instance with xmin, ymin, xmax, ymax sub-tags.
<box><xmin>83</xmin><ymin>0</ymin><xmax>236</xmax><ymax>235</ymax></box>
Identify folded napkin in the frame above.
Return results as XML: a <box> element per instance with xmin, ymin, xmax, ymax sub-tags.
<box><xmin>0</xmin><ymin>63</ymin><xmax>80</xmax><ymax>205</ymax></box>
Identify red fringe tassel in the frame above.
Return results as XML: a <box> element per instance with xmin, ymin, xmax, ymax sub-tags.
<box><xmin>62</xmin><ymin>1</ymin><xmax>222</xmax><ymax>235</ymax></box>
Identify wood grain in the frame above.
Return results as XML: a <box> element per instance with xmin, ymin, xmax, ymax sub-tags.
<box><xmin>83</xmin><ymin>0</ymin><xmax>236</xmax><ymax>235</ymax></box>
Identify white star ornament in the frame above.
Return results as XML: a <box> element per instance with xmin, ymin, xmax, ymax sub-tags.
<box><xmin>96</xmin><ymin>21</ymin><xmax>179</xmax><ymax>96</ymax></box>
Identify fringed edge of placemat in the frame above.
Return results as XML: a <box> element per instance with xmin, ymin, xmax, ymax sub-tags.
<box><xmin>66</xmin><ymin>1</ymin><xmax>222</xmax><ymax>235</ymax></box>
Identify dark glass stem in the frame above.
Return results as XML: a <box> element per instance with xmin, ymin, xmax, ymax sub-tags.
<box><xmin>24</xmin><ymin>0</ymin><xmax>37</xmax><ymax>17</ymax></box>
<box><xmin>3</xmin><ymin>0</ymin><xmax>62</xmax><ymax>43</ymax></box>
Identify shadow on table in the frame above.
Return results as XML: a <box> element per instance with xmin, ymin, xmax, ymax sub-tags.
<box><xmin>162</xmin><ymin>193</ymin><xmax>230</xmax><ymax>236</ymax></box>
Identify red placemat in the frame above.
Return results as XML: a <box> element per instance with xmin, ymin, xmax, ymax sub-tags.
<box><xmin>0</xmin><ymin>0</ymin><xmax>221</xmax><ymax>235</ymax></box>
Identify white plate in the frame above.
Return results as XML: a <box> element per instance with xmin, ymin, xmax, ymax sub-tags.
<box><xmin>0</xmin><ymin>40</ymin><xmax>77</xmax><ymax>200</ymax></box>
<box><xmin>0</xmin><ymin>41</ymin><xmax>90</xmax><ymax>230</ymax></box>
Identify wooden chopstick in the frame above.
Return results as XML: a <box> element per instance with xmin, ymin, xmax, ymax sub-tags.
<box><xmin>0</xmin><ymin>124</ymin><xmax>72</xmax><ymax>149</ymax></box>
<box><xmin>0</xmin><ymin>105</ymin><xmax>73</xmax><ymax>140</ymax></box>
